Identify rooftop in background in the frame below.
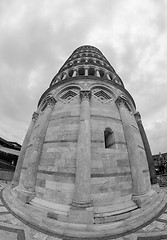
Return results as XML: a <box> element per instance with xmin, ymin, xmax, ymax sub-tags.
<box><xmin>0</xmin><ymin>137</ymin><xmax>21</xmax><ymax>151</ymax></box>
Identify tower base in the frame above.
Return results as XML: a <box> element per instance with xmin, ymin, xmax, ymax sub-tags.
<box><xmin>2</xmin><ymin>186</ymin><xmax>166</xmax><ymax>239</ymax></box>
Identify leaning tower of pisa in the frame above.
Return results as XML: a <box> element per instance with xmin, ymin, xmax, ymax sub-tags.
<box><xmin>3</xmin><ymin>45</ymin><xmax>165</xmax><ymax>239</ymax></box>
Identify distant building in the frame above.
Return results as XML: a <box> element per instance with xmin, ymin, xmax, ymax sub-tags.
<box><xmin>0</xmin><ymin>137</ymin><xmax>21</xmax><ymax>170</ymax></box>
<box><xmin>153</xmin><ymin>152</ymin><xmax>167</xmax><ymax>165</ymax></box>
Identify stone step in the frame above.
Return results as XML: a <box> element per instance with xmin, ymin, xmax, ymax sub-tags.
<box><xmin>127</xmin><ymin>192</ymin><xmax>166</xmax><ymax>224</ymax></box>
<box><xmin>127</xmin><ymin>191</ymin><xmax>165</xmax><ymax>222</ymax></box>
<box><xmin>2</xmin><ymin>187</ymin><xmax>167</xmax><ymax>239</ymax></box>
<box><xmin>94</xmin><ymin>199</ymin><xmax>137</xmax><ymax>216</ymax></box>
<box><xmin>30</xmin><ymin>197</ymin><xmax>70</xmax><ymax>215</ymax></box>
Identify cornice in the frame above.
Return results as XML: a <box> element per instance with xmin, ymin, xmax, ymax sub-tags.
<box><xmin>37</xmin><ymin>76</ymin><xmax>136</xmax><ymax>109</ymax></box>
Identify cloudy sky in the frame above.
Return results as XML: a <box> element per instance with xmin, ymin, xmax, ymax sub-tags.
<box><xmin>0</xmin><ymin>0</ymin><xmax>166</xmax><ymax>155</ymax></box>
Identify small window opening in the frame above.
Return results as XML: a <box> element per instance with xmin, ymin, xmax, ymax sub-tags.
<box><xmin>88</xmin><ymin>58</ymin><xmax>94</xmax><ymax>64</ymax></box>
<box><xmin>109</xmin><ymin>74</ymin><xmax>113</xmax><ymax>80</ymax></box>
<box><xmin>68</xmin><ymin>70</ymin><xmax>74</xmax><ymax>77</ymax></box>
<box><xmin>99</xmin><ymin>70</ymin><xmax>104</xmax><ymax>77</ymax></box>
<box><xmin>61</xmin><ymin>73</ymin><xmax>67</xmax><ymax>80</ymax></box>
<box><xmin>78</xmin><ymin>68</ymin><xmax>85</xmax><ymax>75</ymax></box>
<box><xmin>80</xmin><ymin>58</ymin><xmax>85</xmax><ymax>63</ymax></box>
<box><xmin>88</xmin><ymin>68</ymin><xmax>95</xmax><ymax>76</ymax></box>
<box><xmin>104</xmin><ymin>128</ymin><xmax>115</xmax><ymax>148</ymax></box>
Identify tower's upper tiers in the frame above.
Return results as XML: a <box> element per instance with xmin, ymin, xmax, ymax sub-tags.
<box><xmin>50</xmin><ymin>45</ymin><xmax>124</xmax><ymax>88</ymax></box>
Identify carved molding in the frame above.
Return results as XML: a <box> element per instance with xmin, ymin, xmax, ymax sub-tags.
<box><xmin>32</xmin><ymin>112</ymin><xmax>39</xmax><ymax>122</ymax></box>
<box><xmin>81</xmin><ymin>82</ymin><xmax>91</xmax><ymax>89</ymax></box>
<box><xmin>71</xmin><ymin>200</ymin><xmax>93</xmax><ymax>208</ymax></box>
<box><xmin>115</xmin><ymin>96</ymin><xmax>132</xmax><ymax>113</ymax></box>
<box><xmin>134</xmin><ymin>111</ymin><xmax>142</xmax><ymax>123</ymax></box>
<box><xmin>115</xmin><ymin>96</ymin><xmax>127</xmax><ymax>109</ymax></box>
<box><xmin>80</xmin><ymin>90</ymin><xmax>91</xmax><ymax>101</ymax></box>
<box><xmin>46</xmin><ymin>96</ymin><xmax>56</xmax><ymax>109</ymax></box>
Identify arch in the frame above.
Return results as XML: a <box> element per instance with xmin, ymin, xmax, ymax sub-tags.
<box><xmin>39</xmin><ymin>99</ymin><xmax>46</xmax><ymax>112</ymax></box>
<box><xmin>40</xmin><ymin>94</ymin><xmax>53</xmax><ymax>112</ymax></box>
<box><xmin>68</xmin><ymin>69</ymin><xmax>74</xmax><ymax>77</ymax></box>
<box><xmin>99</xmin><ymin>69</ymin><xmax>105</xmax><ymax>77</ymax></box>
<box><xmin>88</xmin><ymin>58</ymin><xmax>94</xmax><ymax>64</ymax></box>
<box><xmin>104</xmin><ymin>128</ymin><xmax>115</xmax><ymax>148</ymax></box>
<box><xmin>119</xmin><ymin>95</ymin><xmax>133</xmax><ymax>112</ymax></box>
<box><xmin>80</xmin><ymin>58</ymin><xmax>85</xmax><ymax>64</ymax></box>
<box><xmin>88</xmin><ymin>67</ymin><xmax>95</xmax><ymax>76</ymax></box>
<box><xmin>109</xmin><ymin>74</ymin><xmax>113</xmax><ymax>80</ymax></box>
<box><xmin>56</xmin><ymin>86</ymin><xmax>80</xmax><ymax>103</ymax></box>
<box><xmin>115</xmin><ymin>78</ymin><xmax>119</xmax><ymax>84</ymax></box>
<box><xmin>106</xmin><ymin>73</ymin><xmax>111</xmax><ymax>80</ymax></box>
<box><xmin>78</xmin><ymin>67</ymin><xmax>85</xmax><ymax>76</ymax></box>
<box><xmin>61</xmin><ymin>72</ymin><xmax>67</xmax><ymax>80</ymax></box>
<box><xmin>91</xmin><ymin>85</ymin><xmax>117</xmax><ymax>99</ymax></box>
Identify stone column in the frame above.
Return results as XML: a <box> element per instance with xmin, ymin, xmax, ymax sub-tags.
<box><xmin>72</xmin><ymin>90</ymin><xmax>92</xmax><ymax>208</ymax></box>
<box><xmin>115</xmin><ymin>97</ymin><xmax>148</xmax><ymax>207</ymax></box>
<box><xmin>11</xmin><ymin>112</ymin><xmax>39</xmax><ymax>188</ymax></box>
<box><xmin>69</xmin><ymin>90</ymin><xmax>93</xmax><ymax>224</ymax></box>
<box><xmin>106</xmin><ymin>73</ymin><xmax>110</xmax><ymax>80</ymax></box>
<box><xmin>18</xmin><ymin>96</ymin><xmax>56</xmax><ymax>203</ymax></box>
<box><xmin>134</xmin><ymin>111</ymin><xmax>157</xmax><ymax>184</ymax></box>
<box><xmin>62</xmin><ymin>73</ymin><xmax>67</xmax><ymax>80</ymax></box>
<box><xmin>96</xmin><ymin>69</ymin><xmax>100</xmax><ymax>77</ymax></box>
<box><xmin>85</xmin><ymin>68</ymin><xmax>88</xmax><ymax>76</ymax></box>
<box><xmin>72</xmin><ymin>69</ymin><xmax>77</xmax><ymax>77</ymax></box>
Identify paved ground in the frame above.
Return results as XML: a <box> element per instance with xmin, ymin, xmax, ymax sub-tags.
<box><xmin>1</xmin><ymin>181</ymin><xmax>167</xmax><ymax>239</ymax></box>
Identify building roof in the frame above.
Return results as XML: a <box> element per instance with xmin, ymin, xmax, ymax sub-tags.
<box><xmin>0</xmin><ymin>137</ymin><xmax>21</xmax><ymax>151</ymax></box>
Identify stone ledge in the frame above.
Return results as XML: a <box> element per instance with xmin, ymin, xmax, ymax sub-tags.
<box><xmin>2</xmin><ymin>187</ymin><xmax>167</xmax><ymax>239</ymax></box>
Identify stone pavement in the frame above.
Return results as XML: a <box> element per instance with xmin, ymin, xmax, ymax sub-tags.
<box><xmin>1</xmin><ymin>181</ymin><xmax>167</xmax><ymax>239</ymax></box>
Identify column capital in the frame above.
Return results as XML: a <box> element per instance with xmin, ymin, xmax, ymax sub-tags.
<box><xmin>115</xmin><ymin>96</ymin><xmax>127</xmax><ymax>109</ymax></box>
<box><xmin>46</xmin><ymin>96</ymin><xmax>56</xmax><ymax>109</ymax></box>
<box><xmin>134</xmin><ymin>111</ymin><xmax>142</xmax><ymax>123</ymax></box>
<box><xmin>32</xmin><ymin>112</ymin><xmax>39</xmax><ymax>122</ymax></box>
<box><xmin>80</xmin><ymin>90</ymin><xmax>91</xmax><ymax>101</ymax></box>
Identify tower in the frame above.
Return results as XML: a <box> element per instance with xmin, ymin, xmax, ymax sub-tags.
<box><xmin>4</xmin><ymin>45</ymin><xmax>165</xmax><ymax>239</ymax></box>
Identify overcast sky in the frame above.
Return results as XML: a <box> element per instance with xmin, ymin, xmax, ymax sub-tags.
<box><xmin>0</xmin><ymin>0</ymin><xmax>166</xmax><ymax>155</ymax></box>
